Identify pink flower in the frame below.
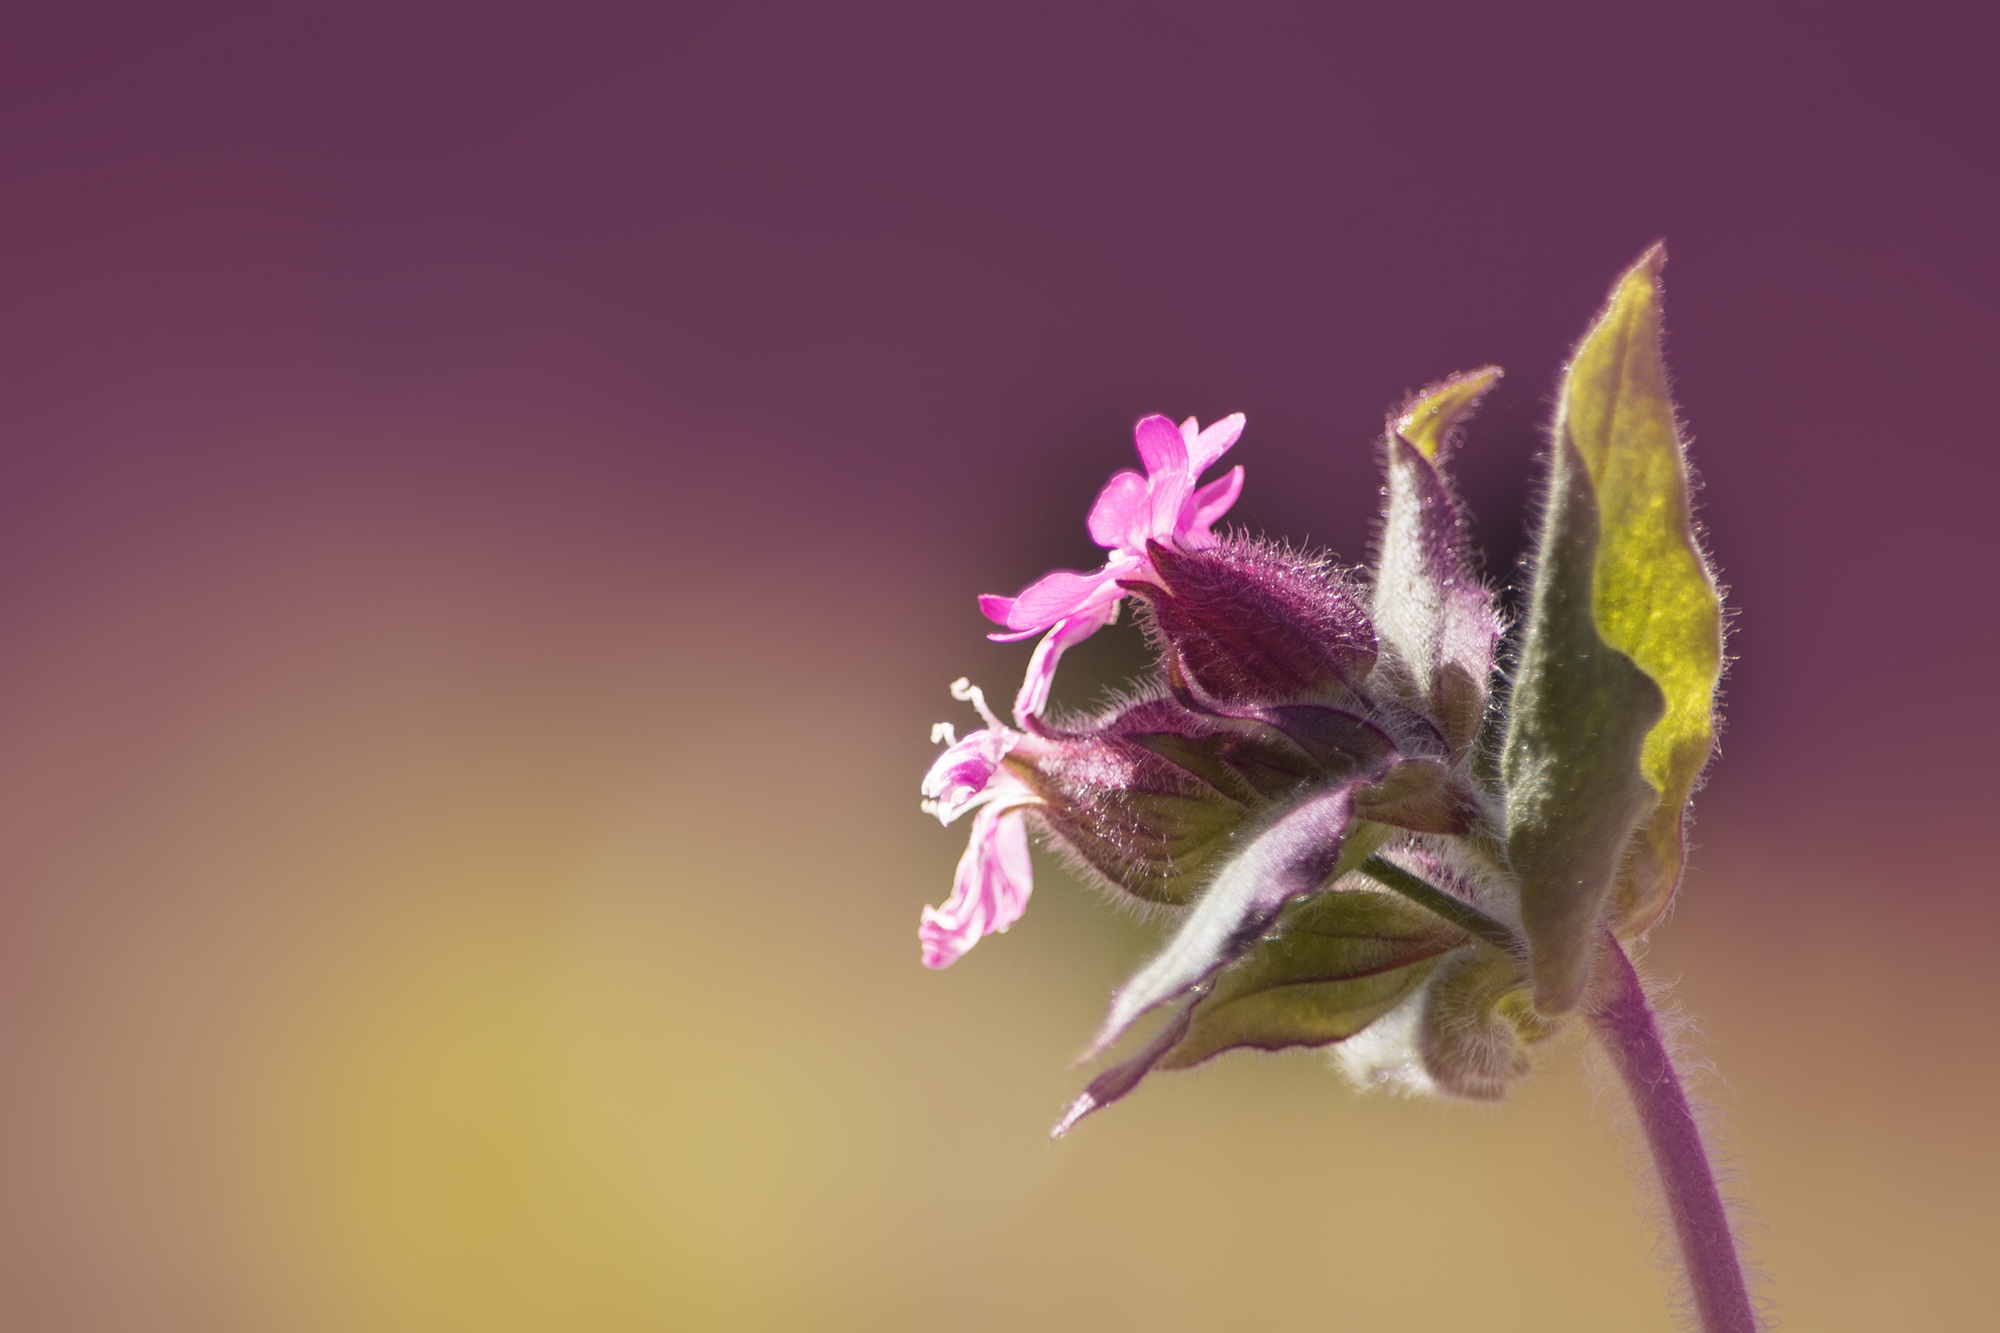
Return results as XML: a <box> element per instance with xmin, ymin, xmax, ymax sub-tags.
<box><xmin>980</xmin><ymin>413</ymin><xmax>1246</xmax><ymax>721</ymax></box>
<box><xmin>918</xmin><ymin>680</ymin><xmax>1043</xmax><ymax>968</ymax></box>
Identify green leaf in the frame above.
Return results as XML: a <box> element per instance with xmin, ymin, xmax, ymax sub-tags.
<box><xmin>1161</xmin><ymin>889</ymin><xmax>1461</xmax><ymax>1069</ymax></box>
<box><xmin>1083</xmin><ymin>783</ymin><xmax>1379</xmax><ymax>1059</ymax></box>
<box><xmin>1052</xmin><ymin>890</ymin><xmax>1461</xmax><ymax>1134</ymax></box>
<box><xmin>1393</xmin><ymin>364</ymin><xmax>1501</xmax><ymax>462</ymax></box>
<box><xmin>1503</xmin><ymin>245</ymin><xmax>1720</xmax><ymax>1013</ymax></box>
<box><xmin>1566</xmin><ymin>250</ymin><xmax>1724</xmax><ymax>938</ymax></box>
<box><xmin>1372</xmin><ymin>369</ymin><xmax>1505</xmax><ymax>758</ymax></box>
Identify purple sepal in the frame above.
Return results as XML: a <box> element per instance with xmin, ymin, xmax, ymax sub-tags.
<box><xmin>1372</xmin><ymin>376</ymin><xmax>1504</xmax><ymax>757</ymax></box>
<box><xmin>1125</xmin><ymin>538</ymin><xmax>1377</xmax><ymax>708</ymax></box>
<box><xmin>1248</xmin><ymin>703</ymin><xmax>1399</xmax><ymax>780</ymax></box>
<box><xmin>1082</xmin><ymin>781</ymin><xmax>1368</xmax><ymax>1059</ymax></box>
<box><xmin>1020</xmin><ymin>703</ymin><xmax>1254</xmax><ymax>907</ymax></box>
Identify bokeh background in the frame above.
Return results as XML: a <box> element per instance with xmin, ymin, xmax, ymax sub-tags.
<box><xmin>1</xmin><ymin>5</ymin><xmax>1994</xmax><ymax>1330</ymax></box>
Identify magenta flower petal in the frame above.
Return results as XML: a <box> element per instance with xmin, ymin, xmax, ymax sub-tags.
<box><xmin>920</xmin><ymin>729</ymin><xmax>1015</xmax><ymax>823</ymax></box>
<box><xmin>1183</xmin><ymin>412</ymin><xmax>1245</xmax><ymax>473</ymax></box>
<box><xmin>1132</xmin><ymin>413</ymin><xmax>1189</xmax><ymax>479</ymax></box>
<box><xmin>1180</xmin><ymin>465</ymin><xmax>1245</xmax><ymax>547</ymax></box>
<box><xmin>1135</xmin><ymin>417</ymin><xmax>1195</xmax><ymax>536</ymax></box>
<box><xmin>920</xmin><ymin>805</ymin><xmax>1033</xmax><ymax>968</ymax></box>
<box><xmin>1011</xmin><ymin>600</ymin><xmax>1119</xmax><ymax>721</ymax></box>
<box><xmin>983</xmin><ymin>568</ymin><xmax>1114</xmax><ymax>632</ymax></box>
<box><xmin>978</xmin><ymin>412</ymin><xmax>1246</xmax><ymax>717</ymax></box>
<box><xmin>1087</xmin><ymin>470</ymin><xmax>1150</xmax><ymax>549</ymax></box>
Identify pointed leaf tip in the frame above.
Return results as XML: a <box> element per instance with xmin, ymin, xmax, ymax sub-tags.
<box><xmin>1392</xmin><ymin>365</ymin><xmax>1504</xmax><ymax>461</ymax></box>
<box><xmin>1566</xmin><ymin>246</ymin><xmax>1721</xmax><ymax>940</ymax></box>
<box><xmin>1373</xmin><ymin>369</ymin><xmax>1505</xmax><ymax>756</ymax></box>
<box><xmin>1050</xmin><ymin>1094</ymin><xmax>1094</xmax><ymax>1139</ymax></box>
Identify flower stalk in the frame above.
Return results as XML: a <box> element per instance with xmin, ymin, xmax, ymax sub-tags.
<box><xmin>1356</xmin><ymin>854</ymin><xmax>1519</xmax><ymax>955</ymax></box>
<box><xmin>1590</xmin><ymin>938</ymin><xmax>1758</xmax><ymax>1333</ymax></box>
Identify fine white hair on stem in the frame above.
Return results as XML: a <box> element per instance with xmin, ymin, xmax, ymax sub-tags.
<box><xmin>1582</xmin><ymin>957</ymin><xmax>1772</xmax><ymax>1330</ymax></box>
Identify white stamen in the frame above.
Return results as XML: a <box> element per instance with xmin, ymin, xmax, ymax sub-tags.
<box><xmin>950</xmin><ymin>677</ymin><xmax>1006</xmax><ymax>731</ymax></box>
<box><xmin>930</xmin><ymin>722</ymin><xmax>958</xmax><ymax>746</ymax></box>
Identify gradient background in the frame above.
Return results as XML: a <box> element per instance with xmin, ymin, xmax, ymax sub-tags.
<box><xmin>1</xmin><ymin>5</ymin><xmax>1994</xmax><ymax>1330</ymax></box>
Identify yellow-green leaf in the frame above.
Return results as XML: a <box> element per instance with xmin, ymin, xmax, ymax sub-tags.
<box><xmin>1051</xmin><ymin>890</ymin><xmax>1463</xmax><ymax>1133</ymax></box>
<box><xmin>1161</xmin><ymin>888</ymin><xmax>1460</xmax><ymax>1069</ymax></box>
<box><xmin>1392</xmin><ymin>365</ymin><xmax>1502</xmax><ymax>461</ymax></box>
<box><xmin>1565</xmin><ymin>248</ymin><xmax>1723</xmax><ymax>938</ymax></box>
<box><xmin>1501</xmin><ymin>246</ymin><xmax>1721</xmax><ymax>1014</ymax></box>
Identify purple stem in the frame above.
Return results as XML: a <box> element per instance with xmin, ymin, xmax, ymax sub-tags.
<box><xmin>1588</xmin><ymin>937</ymin><xmax>1757</xmax><ymax>1333</ymax></box>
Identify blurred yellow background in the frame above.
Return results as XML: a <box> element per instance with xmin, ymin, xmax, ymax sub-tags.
<box><xmin>1</xmin><ymin>502</ymin><xmax>1989</xmax><ymax>1331</ymax></box>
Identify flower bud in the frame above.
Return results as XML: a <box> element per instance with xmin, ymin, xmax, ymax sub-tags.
<box><xmin>1124</xmin><ymin>538</ymin><xmax>1376</xmax><ymax>708</ymax></box>
<box><xmin>1371</xmin><ymin>368</ymin><xmax>1505</xmax><ymax>759</ymax></box>
<box><xmin>1014</xmin><ymin>699</ymin><xmax>1253</xmax><ymax>908</ymax></box>
<box><xmin>1417</xmin><ymin>945</ymin><xmax>1546</xmax><ymax>1100</ymax></box>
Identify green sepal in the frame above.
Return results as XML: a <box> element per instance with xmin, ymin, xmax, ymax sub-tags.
<box><xmin>1417</xmin><ymin>944</ymin><xmax>1558</xmax><ymax>1100</ymax></box>
<box><xmin>1052</xmin><ymin>888</ymin><xmax>1462</xmax><ymax>1133</ymax></box>
<box><xmin>1504</xmin><ymin>244</ymin><xmax>1727</xmax><ymax>1013</ymax></box>
<box><xmin>1043</xmin><ymin>787</ymin><xmax>1250</xmax><ymax>908</ymax></box>
<box><xmin>1161</xmin><ymin>888</ymin><xmax>1460</xmax><ymax>1069</ymax></box>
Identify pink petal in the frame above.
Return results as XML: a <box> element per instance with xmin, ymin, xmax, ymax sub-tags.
<box><xmin>1087</xmin><ymin>470</ymin><xmax>1150</xmax><ymax>549</ymax></box>
<box><xmin>920</xmin><ymin>729</ymin><xmax>1014</xmax><ymax>821</ymax></box>
<box><xmin>1186</xmin><ymin>413</ymin><xmax>1245</xmax><ymax>473</ymax></box>
<box><xmin>981</xmin><ymin>595</ymin><xmax>1056</xmax><ymax>641</ymax></box>
<box><xmin>1132</xmin><ymin>414</ymin><xmax>1189</xmax><ymax>481</ymax></box>
<box><xmin>919</xmin><ymin>806</ymin><xmax>1034</xmax><ymax>968</ymax></box>
<box><xmin>1010</xmin><ymin>600</ymin><xmax>1117</xmax><ymax>720</ymax></box>
<box><xmin>1149</xmin><ymin>467</ymin><xmax>1192</xmax><ymax>541</ymax></box>
<box><xmin>989</xmin><ymin>567</ymin><xmax>1115</xmax><ymax>632</ymax></box>
<box><xmin>1178</xmin><ymin>464</ymin><xmax>1245</xmax><ymax>547</ymax></box>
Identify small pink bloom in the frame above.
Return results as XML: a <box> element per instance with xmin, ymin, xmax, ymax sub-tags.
<box><xmin>920</xmin><ymin>803</ymin><xmax>1034</xmax><ymax>969</ymax></box>
<box><xmin>981</xmin><ymin>414</ymin><xmax>1245</xmax><ymax>721</ymax></box>
<box><xmin>918</xmin><ymin>681</ymin><xmax>1043</xmax><ymax>968</ymax></box>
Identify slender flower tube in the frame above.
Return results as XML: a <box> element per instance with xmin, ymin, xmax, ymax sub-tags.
<box><xmin>979</xmin><ymin>413</ymin><xmax>1244</xmax><ymax>721</ymax></box>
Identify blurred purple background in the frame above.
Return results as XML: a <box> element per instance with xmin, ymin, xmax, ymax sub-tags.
<box><xmin>0</xmin><ymin>5</ymin><xmax>1993</xmax><ymax>1330</ymax></box>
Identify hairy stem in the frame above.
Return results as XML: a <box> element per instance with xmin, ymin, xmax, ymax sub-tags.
<box><xmin>1356</xmin><ymin>854</ymin><xmax>1521</xmax><ymax>954</ymax></box>
<box><xmin>1588</xmin><ymin>937</ymin><xmax>1757</xmax><ymax>1333</ymax></box>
